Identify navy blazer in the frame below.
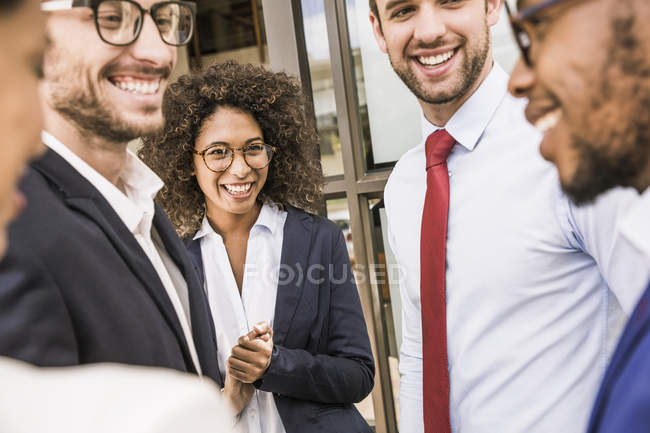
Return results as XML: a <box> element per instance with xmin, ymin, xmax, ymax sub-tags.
<box><xmin>0</xmin><ymin>149</ymin><xmax>221</xmax><ymax>385</ymax></box>
<box><xmin>587</xmin><ymin>280</ymin><xmax>650</xmax><ymax>433</ymax></box>
<box><xmin>186</xmin><ymin>205</ymin><xmax>375</xmax><ymax>433</ymax></box>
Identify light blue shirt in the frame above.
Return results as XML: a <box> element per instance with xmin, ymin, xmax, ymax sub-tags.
<box><xmin>384</xmin><ymin>64</ymin><xmax>650</xmax><ymax>433</ymax></box>
<box><xmin>619</xmin><ymin>186</ymin><xmax>650</xmax><ymax>267</ymax></box>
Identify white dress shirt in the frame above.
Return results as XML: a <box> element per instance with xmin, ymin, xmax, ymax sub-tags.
<box><xmin>194</xmin><ymin>203</ymin><xmax>287</xmax><ymax>433</ymax></box>
<box><xmin>0</xmin><ymin>357</ymin><xmax>241</xmax><ymax>433</ymax></box>
<box><xmin>384</xmin><ymin>64</ymin><xmax>650</xmax><ymax>433</ymax></box>
<box><xmin>619</xmin><ymin>187</ymin><xmax>650</xmax><ymax>266</ymax></box>
<box><xmin>42</xmin><ymin>131</ymin><xmax>201</xmax><ymax>375</ymax></box>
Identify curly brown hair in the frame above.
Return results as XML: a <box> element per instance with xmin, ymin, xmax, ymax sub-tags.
<box><xmin>139</xmin><ymin>61</ymin><xmax>323</xmax><ymax>237</ymax></box>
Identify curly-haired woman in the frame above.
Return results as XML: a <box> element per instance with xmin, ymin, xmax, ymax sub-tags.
<box><xmin>139</xmin><ymin>61</ymin><xmax>374</xmax><ymax>433</ymax></box>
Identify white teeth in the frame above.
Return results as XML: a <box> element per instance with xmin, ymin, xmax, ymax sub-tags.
<box><xmin>112</xmin><ymin>78</ymin><xmax>160</xmax><ymax>95</ymax></box>
<box><xmin>418</xmin><ymin>50</ymin><xmax>455</xmax><ymax>67</ymax></box>
<box><xmin>224</xmin><ymin>183</ymin><xmax>252</xmax><ymax>195</ymax></box>
<box><xmin>535</xmin><ymin>109</ymin><xmax>562</xmax><ymax>134</ymax></box>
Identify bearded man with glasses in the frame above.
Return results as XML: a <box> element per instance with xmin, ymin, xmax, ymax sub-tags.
<box><xmin>0</xmin><ymin>0</ymin><xmax>252</xmax><ymax>412</ymax></box>
<box><xmin>507</xmin><ymin>0</ymin><xmax>650</xmax><ymax>432</ymax></box>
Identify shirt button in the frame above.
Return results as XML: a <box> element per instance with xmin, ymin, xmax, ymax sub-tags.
<box><xmin>249</xmin><ymin>409</ymin><xmax>257</xmax><ymax>417</ymax></box>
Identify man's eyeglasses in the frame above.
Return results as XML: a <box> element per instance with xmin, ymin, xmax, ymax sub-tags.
<box><xmin>505</xmin><ymin>0</ymin><xmax>573</xmax><ymax>66</ymax></box>
<box><xmin>193</xmin><ymin>143</ymin><xmax>277</xmax><ymax>173</ymax></box>
<box><xmin>41</xmin><ymin>0</ymin><xmax>196</xmax><ymax>47</ymax></box>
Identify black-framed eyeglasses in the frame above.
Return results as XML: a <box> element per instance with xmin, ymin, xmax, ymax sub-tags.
<box><xmin>505</xmin><ymin>0</ymin><xmax>575</xmax><ymax>66</ymax></box>
<box><xmin>41</xmin><ymin>0</ymin><xmax>196</xmax><ymax>47</ymax></box>
<box><xmin>193</xmin><ymin>143</ymin><xmax>277</xmax><ymax>173</ymax></box>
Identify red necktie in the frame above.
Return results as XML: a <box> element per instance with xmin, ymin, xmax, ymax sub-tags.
<box><xmin>421</xmin><ymin>129</ymin><xmax>455</xmax><ymax>433</ymax></box>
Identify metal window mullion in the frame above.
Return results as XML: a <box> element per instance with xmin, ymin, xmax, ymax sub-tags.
<box><xmin>356</xmin><ymin>194</ymin><xmax>399</xmax><ymax>433</ymax></box>
<box><xmin>323</xmin><ymin>1</ymin><xmax>398</xmax><ymax>432</ymax></box>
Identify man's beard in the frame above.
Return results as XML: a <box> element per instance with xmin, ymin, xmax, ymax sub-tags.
<box><xmin>389</xmin><ymin>24</ymin><xmax>490</xmax><ymax>106</ymax></box>
<box><xmin>50</xmin><ymin>76</ymin><xmax>161</xmax><ymax>143</ymax></box>
<box><xmin>45</xmin><ymin>48</ymin><xmax>168</xmax><ymax>144</ymax></box>
<box><xmin>563</xmin><ymin>12</ymin><xmax>650</xmax><ymax>204</ymax></box>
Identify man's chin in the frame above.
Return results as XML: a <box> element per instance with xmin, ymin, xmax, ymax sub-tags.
<box><xmin>113</xmin><ymin>110</ymin><xmax>165</xmax><ymax>140</ymax></box>
<box><xmin>560</xmin><ymin>167</ymin><xmax>616</xmax><ymax>206</ymax></box>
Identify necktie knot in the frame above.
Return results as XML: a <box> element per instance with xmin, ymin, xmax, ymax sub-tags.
<box><xmin>425</xmin><ymin>129</ymin><xmax>456</xmax><ymax>169</ymax></box>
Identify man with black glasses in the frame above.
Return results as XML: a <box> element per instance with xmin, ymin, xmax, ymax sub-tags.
<box><xmin>0</xmin><ymin>0</ymin><xmax>240</xmax><ymax>407</ymax></box>
<box><xmin>507</xmin><ymin>0</ymin><xmax>650</xmax><ymax>432</ymax></box>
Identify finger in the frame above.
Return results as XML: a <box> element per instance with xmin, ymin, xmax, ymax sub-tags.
<box><xmin>239</xmin><ymin>337</ymin><xmax>271</xmax><ymax>352</ymax></box>
<box><xmin>231</xmin><ymin>349</ymin><xmax>268</xmax><ymax>371</ymax></box>
<box><xmin>253</xmin><ymin>322</ymin><xmax>273</xmax><ymax>337</ymax></box>
<box><xmin>231</xmin><ymin>345</ymin><xmax>260</xmax><ymax>363</ymax></box>
<box><xmin>238</xmin><ymin>333</ymin><xmax>251</xmax><ymax>345</ymax></box>
<box><xmin>229</xmin><ymin>356</ymin><xmax>255</xmax><ymax>373</ymax></box>
<box><xmin>235</xmin><ymin>338</ymin><xmax>268</xmax><ymax>354</ymax></box>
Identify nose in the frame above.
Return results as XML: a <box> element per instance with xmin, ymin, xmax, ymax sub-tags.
<box><xmin>128</xmin><ymin>13</ymin><xmax>175</xmax><ymax>68</ymax></box>
<box><xmin>227</xmin><ymin>152</ymin><xmax>252</xmax><ymax>178</ymax></box>
<box><xmin>413</xmin><ymin>3</ymin><xmax>447</xmax><ymax>45</ymax></box>
<box><xmin>508</xmin><ymin>58</ymin><xmax>536</xmax><ymax>99</ymax></box>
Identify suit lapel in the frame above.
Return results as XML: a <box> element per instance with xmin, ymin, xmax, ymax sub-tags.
<box><xmin>185</xmin><ymin>237</ymin><xmax>206</xmax><ymax>291</ymax></box>
<box><xmin>155</xmin><ymin>211</ymin><xmax>222</xmax><ymax>386</ymax></box>
<box><xmin>588</xmin><ymin>281</ymin><xmax>650</xmax><ymax>432</ymax></box>
<box><xmin>33</xmin><ymin>150</ymin><xmax>195</xmax><ymax>371</ymax></box>
<box><xmin>273</xmin><ymin>206</ymin><xmax>313</xmax><ymax>346</ymax></box>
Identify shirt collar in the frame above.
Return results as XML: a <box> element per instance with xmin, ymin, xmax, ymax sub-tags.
<box><xmin>420</xmin><ymin>62</ymin><xmax>510</xmax><ymax>151</ymax></box>
<box><xmin>619</xmin><ymin>187</ymin><xmax>650</xmax><ymax>265</ymax></box>
<box><xmin>42</xmin><ymin>130</ymin><xmax>164</xmax><ymax>234</ymax></box>
<box><xmin>193</xmin><ymin>202</ymin><xmax>283</xmax><ymax>241</ymax></box>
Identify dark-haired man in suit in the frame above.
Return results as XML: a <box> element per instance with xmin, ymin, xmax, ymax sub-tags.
<box><xmin>0</xmin><ymin>0</ymin><xmax>247</xmax><ymax>414</ymax></box>
<box><xmin>507</xmin><ymin>0</ymin><xmax>650</xmax><ymax>432</ymax></box>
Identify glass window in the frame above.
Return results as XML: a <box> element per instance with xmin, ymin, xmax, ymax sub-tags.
<box><xmin>328</xmin><ymin>198</ymin><xmax>403</xmax><ymax>425</ymax></box>
<box><xmin>367</xmin><ymin>199</ymin><xmax>401</xmax><ymax>425</ymax></box>
<box><xmin>192</xmin><ymin>0</ymin><xmax>267</xmax><ymax>67</ymax></box>
<box><xmin>325</xmin><ymin>197</ymin><xmax>376</xmax><ymax>427</ymax></box>
<box><xmin>345</xmin><ymin>0</ymin><xmax>421</xmax><ymax>169</ymax></box>
<box><xmin>195</xmin><ymin>0</ymin><xmax>265</xmax><ymax>55</ymax></box>
<box><xmin>300</xmin><ymin>0</ymin><xmax>345</xmax><ymax>177</ymax></box>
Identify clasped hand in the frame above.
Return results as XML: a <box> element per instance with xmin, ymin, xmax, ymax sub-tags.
<box><xmin>228</xmin><ymin>321</ymin><xmax>274</xmax><ymax>383</ymax></box>
<box><xmin>223</xmin><ymin>322</ymin><xmax>273</xmax><ymax>415</ymax></box>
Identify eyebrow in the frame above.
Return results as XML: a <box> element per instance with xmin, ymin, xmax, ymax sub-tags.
<box><xmin>384</xmin><ymin>0</ymin><xmax>409</xmax><ymax>13</ymax></box>
<box><xmin>203</xmin><ymin>137</ymin><xmax>264</xmax><ymax>149</ymax></box>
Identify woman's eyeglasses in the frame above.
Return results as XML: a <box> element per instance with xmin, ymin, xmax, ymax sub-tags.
<box><xmin>193</xmin><ymin>143</ymin><xmax>276</xmax><ymax>173</ymax></box>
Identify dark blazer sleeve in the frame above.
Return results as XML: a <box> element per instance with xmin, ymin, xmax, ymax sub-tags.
<box><xmin>0</xmin><ymin>244</ymin><xmax>78</xmax><ymax>366</ymax></box>
<box><xmin>257</xmin><ymin>228</ymin><xmax>375</xmax><ymax>404</ymax></box>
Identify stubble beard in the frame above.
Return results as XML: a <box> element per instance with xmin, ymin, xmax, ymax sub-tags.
<box><xmin>45</xmin><ymin>47</ymin><xmax>165</xmax><ymax>145</ymax></box>
<box><xmin>389</xmin><ymin>24</ymin><xmax>490</xmax><ymax>106</ymax></box>
<box><xmin>563</xmin><ymin>12</ymin><xmax>650</xmax><ymax>204</ymax></box>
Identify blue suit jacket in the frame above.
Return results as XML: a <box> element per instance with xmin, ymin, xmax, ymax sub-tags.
<box><xmin>587</xmin><ymin>280</ymin><xmax>650</xmax><ymax>433</ymax></box>
<box><xmin>0</xmin><ymin>149</ymin><xmax>222</xmax><ymax>385</ymax></box>
<box><xmin>186</xmin><ymin>205</ymin><xmax>375</xmax><ymax>433</ymax></box>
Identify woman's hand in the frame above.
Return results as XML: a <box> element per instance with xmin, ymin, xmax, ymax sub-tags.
<box><xmin>223</xmin><ymin>359</ymin><xmax>255</xmax><ymax>415</ymax></box>
<box><xmin>228</xmin><ymin>322</ymin><xmax>274</xmax><ymax>384</ymax></box>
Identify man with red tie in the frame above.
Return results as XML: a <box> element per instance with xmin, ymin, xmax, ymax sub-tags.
<box><xmin>368</xmin><ymin>1</ymin><xmax>650</xmax><ymax>432</ymax></box>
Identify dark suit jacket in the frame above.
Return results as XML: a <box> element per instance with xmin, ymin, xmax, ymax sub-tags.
<box><xmin>587</xmin><ymin>280</ymin><xmax>650</xmax><ymax>433</ymax></box>
<box><xmin>0</xmin><ymin>149</ymin><xmax>221</xmax><ymax>385</ymax></box>
<box><xmin>186</xmin><ymin>205</ymin><xmax>375</xmax><ymax>433</ymax></box>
